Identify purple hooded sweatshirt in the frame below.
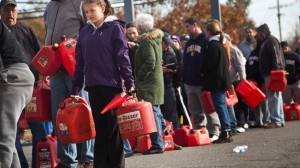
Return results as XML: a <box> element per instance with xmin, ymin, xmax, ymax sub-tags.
<box><xmin>72</xmin><ymin>17</ymin><xmax>134</xmax><ymax>95</ymax></box>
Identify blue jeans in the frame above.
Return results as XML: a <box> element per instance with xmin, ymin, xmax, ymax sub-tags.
<box><xmin>211</xmin><ymin>92</ymin><xmax>231</xmax><ymax>130</ymax></box>
<box><xmin>227</xmin><ymin>105</ymin><xmax>237</xmax><ymax>133</ymax></box>
<box><xmin>50</xmin><ymin>75</ymin><xmax>94</xmax><ymax>167</ymax></box>
<box><xmin>16</xmin><ymin>128</ymin><xmax>29</xmax><ymax>168</ymax></box>
<box><xmin>150</xmin><ymin>105</ymin><xmax>164</xmax><ymax>150</ymax></box>
<box><xmin>123</xmin><ymin>139</ymin><xmax>133</xmax><ymax>155</ymax></box>
<box><xmin>265</xmin><ymin>76</ymin><xmax>285</xmax><ymax>125</ymax></box>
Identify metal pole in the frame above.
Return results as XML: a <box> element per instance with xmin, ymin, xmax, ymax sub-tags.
<box><xmin>277</xmin><ymin>0</ymin><xmax>282</xmax><ymax>41</ymax></box>
<box><xmin>124</xmin><ymin>0</ymin><xmax>135</xmax><ymax>23</ymax></box>
<box><xmin>210</xmin><ymin>0</ymin><xmax>222</xmax><ymax>24</ymax></box>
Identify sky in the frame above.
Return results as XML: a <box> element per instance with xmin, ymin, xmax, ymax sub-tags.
<box><xmin>220</xmin><ymin>0</ymin><xmax>300</xmax><ymax>41</ymax></box>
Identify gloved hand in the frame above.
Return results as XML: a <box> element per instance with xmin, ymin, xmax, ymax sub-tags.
<box><xmin>127</xmin><ymin>87</ymin><xmax>137</xmax><ymax>97</ymax></box>
<box><xmin>70</xmin><ymin>95</ymin><xmax>80</xmax><ymax>99</ymax></box>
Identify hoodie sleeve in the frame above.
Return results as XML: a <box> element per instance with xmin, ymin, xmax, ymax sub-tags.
<box><xmin>137</xmin><ymin>40</ymin><xmax>157</xmax><ymax>81</ymax></box>
<box><xmin>112</xmin><ymin>24</ymin><xmax>135</xmax><ymax>90</ymax></box>
<box><xmin>232</xmin><ymin>46</ymin><xmax>246</xmax><ymax>80</ymax></box>
<box><xmin>72</xmin><ymin>32</ymin><xmax>85</xmax><ymax>95</ymax></box>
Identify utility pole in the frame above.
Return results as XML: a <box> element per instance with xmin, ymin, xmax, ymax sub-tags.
<box><xmin>210</xmin><ymin>0</ymin><xmax>222</xmax><ymax>24</ymax></box>
<box><xmin>277</xmin><ymin>0</ymin><xmax>282</xmax><ymax>41</ymax></box>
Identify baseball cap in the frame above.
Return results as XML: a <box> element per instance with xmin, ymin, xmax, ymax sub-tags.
<box><xmin>162</xmin><ymin>32</ymin><xmax>173</xmax><ymax>45</ymax></box>
<box><xmin>0</xmin><ymin>0</ymin><xmax>17</xmax><ymax>8</ymax></box>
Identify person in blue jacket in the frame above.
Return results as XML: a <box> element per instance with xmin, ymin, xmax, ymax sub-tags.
<box><xmin>72</xmin><ymin>0</ymin><xmax>134</xmax><ymax>167</ymax></box>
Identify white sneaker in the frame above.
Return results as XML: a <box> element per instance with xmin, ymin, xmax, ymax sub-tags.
<box><xmin>244</xmin><ymin>123</ymin><xmax>249</xmax><ymax>129</ymax></box>
<box><xmin>210</xmin><ymin>135</ymin><xmax>219</xmax><ymax>142</ymax></box>
<box><xmin>237</xmin><ymin>127</ymin><xmax>245</xmax><ymax>133</ymax></box>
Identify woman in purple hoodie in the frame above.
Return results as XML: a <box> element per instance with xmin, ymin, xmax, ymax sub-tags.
<box><xmin>72</xmin><ymin>0</ymin><xmax>134</xmax><ymax>167</ymax></box>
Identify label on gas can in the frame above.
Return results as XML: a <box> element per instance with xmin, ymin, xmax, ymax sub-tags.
<box><xmin>25</xmin><ymin>97</ymin><xmax>37</xmax><ymax>113</ymax></box>
<box><xmin>117</xmin><ymin>111</ymin><xmax>143</xmax><ymax>133</ymax></box>
<box><xmin>37</xmin><ymin>55</ymin><xmax>48</xmax><ymax>68</ymax></box>
<box><xmin>58</xmin><ymin>123</ymin><xmax>69</xmax><ymax>134</ymax></box>
<box><xmin>38</xmin><ymin>147</ymin><xmax>51</xmax><ymax>168</ymax></box>
<box><xmin>165</xmin><ymin>140</ymin><xmax>172</xmax><ymax>148</ymax></box>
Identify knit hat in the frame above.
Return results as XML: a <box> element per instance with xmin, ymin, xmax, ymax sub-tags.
<box><xmin>171</xmin><ymin>35</ymin><xmax>181</xmax><ymax>44</ymax></box>
<box><xmin>280</xmin><ymin>41</ymin><xmax>288</xmax><ymax>48</ymax></box>
<box><xmin>180</xmin><ymin>34</ymin><xmax>190</xmax><ymax>42</ymax></box>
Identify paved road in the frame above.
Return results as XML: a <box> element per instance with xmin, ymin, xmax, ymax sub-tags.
<box><xmin>24</xmin><ymin>121</ymin><xmax>300</xmax><ymax>168</ymax></box>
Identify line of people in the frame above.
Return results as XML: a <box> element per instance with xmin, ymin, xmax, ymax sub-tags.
<box><xmin>1</xmin><ymin>0</ymin><xmax>300</xmax><ymax>167</ymax></box>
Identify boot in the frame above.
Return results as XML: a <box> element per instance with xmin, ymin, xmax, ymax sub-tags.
<box><xmin>213</xmin><ymin>130</ymin><xmax>233</xmax><ymax>144</ymax></box>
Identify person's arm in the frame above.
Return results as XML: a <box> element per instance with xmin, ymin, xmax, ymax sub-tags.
<box><xmin>232</xmin><ymin>47</ymin><xmax>246</xmax><ymax>80</ymax></box>
<box><xmin>112</xmin><ymin>24</ymin><xmax>134</xmax><ymax>90</ymax></box>
<box><xmin>136</xmin><ymin>40</ymin><xmax>156</xmax><ymax>81</ymax></box>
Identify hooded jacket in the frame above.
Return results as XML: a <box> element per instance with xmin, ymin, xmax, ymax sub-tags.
<box><xmin>183</xmin><ymin>32</ymin><xmax>207</xmax><ymax>86</ymax></box>
<box><xmin>283</xmin><ymin>51</ymin><xmax>300</xmax><ymax>84</ymax></box>
<box><xmin>229</xmin><ymin>43</ymin><xmax>246</xmax><ymax>83</ymax></box>
<box><xmin>257</xmin><ymin>24</ymin><xmax>285</xmax><ymax>77</ymax></box>
<box><xmin>72</xmin><ymin>17</ymin><xmax>134</xmax><ymax>95</ymax></box>
<box><xmin>134</xmin><ymin>28</ymin><xmax>164</xmax><ymax>105</ymax></box>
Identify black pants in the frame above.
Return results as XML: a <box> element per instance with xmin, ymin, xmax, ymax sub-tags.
<box><xmin>233</xmin><ymin>81</ymin><xmax>249</xmax><ymax>127</ymax></box>
<box><xmin>161</xmin><ymin>87</ymin><xmax>180</xmax><ymax>130</ymax></box>
<box><xmin>87</xmin><ymin>85</ymin><xmax>124</xmax><ymax>168</ymax></box>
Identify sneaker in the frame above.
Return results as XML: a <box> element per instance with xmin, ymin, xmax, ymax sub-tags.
<box><xmin>174</xmin><ymin>143</ymin><xmax>183</xmax><ymax>150</ymax></box>
<box><xmin>142</xmin><ymin>147</ymin><xmax>164</xmax><ymax>155</ymax></box>
<box><xmin>236</xmin><ymin>127</ymin><xmax>245</xmax><ymax>133</ymax></box>
<box><xmin>213</xmin><ymin>130</ymin><xmax>233</xmax><ymax>144</ymax></box>
<box><xmin>244</xmin><ymin>123</ymin><xmax>249</xmax><ymax>129</ymax></box>
<box><xmin>209</xmin><ymin>134</ymin><xmax>219</xmax><ymax>142</ymax></box>
<box><xmin>264</xmin><ymin>122</ymin><xmax>284</xmax><ymax>129</ymax></box>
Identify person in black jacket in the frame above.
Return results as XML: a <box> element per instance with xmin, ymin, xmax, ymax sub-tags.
<box><xmin>202</xmin><ymin>20</ymin><xmax>232</xmax><ymax>143</ymax></box>
<box><xmin>280</xmin><ymin>41</ymin><xmax>300</xmax><ymax>104</ymax></box>
<box><xmin>0</xmin><ymin>1</ymin><xmax>48</xmax><ymax>167</ymax></box>
<box><xmin>0</xmin><ymin>19</ymin><xmax>34</xmax><ymax>168</ymax></box>
<box><xmin>246</xmin><ymin>41</ymin><xmax>270</xmax><ymax>127</ymax></box>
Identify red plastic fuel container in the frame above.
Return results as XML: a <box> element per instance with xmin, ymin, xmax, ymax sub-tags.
<box><xmin>164</xmin><ymin>132</ymin><xmax>174</xmax><ymax>151</ymax></box>
<box><xmin>56</xmin><ymin>97</ymin><xmax>95</xmax><ymax>144</ymax></box>
<box><xmin>31</xmin><ymin>44</ymin><xmax>61</xmax><ymax>76</ymax></box>
<box><xmin>25</xmin><ymin>79</ymin><xmax>52</xmax><ymax>121</ymax></box>
<box><xmin>58</xmin><ymin>38</ymin><xmax>77</xmax><ymax>76</ymax></box>
<box><xmin>226</xmin><ymin>85</ymin><xmax>238</xmax><ymax>106</ymax></box>
<box><xmin>284</xmin><ymin>103</ymin><xmax>300</xmax><ymax>121</ymax></box>
<box><xmin>116</xmin><ymin>98</ymin><xmax>157</xmax><ymax>139</ymax></box>
<box><xmin>200</xmin><ymin>91</ymin><xmax>215</xmax><ymax>114</ymax></box>
<box><xmin>268</xmin><ymin>70</ymin><xmax>287</xmax><ymax>91</ymax></box>
<box><xmin>174</xmin><ymin>125</ymin><xmax>210</xmax><ymax>147</ymax></box>
<box><xmin>36</xmin><ymin>133</ymin><xmax>58</xmax><ymax>168</ymax></box>
<box><xmin>236</xmin><ymin>80</ymin><xmax>266</xmax><ymax>109</ymax></box>
<box><xmin>136</xmin><ymin>134</ymin><xmax>151</xmax><ymax>153</ymax></box>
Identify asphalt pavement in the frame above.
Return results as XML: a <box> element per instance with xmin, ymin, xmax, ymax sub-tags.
<box><xmin>24</xmin><ymin>121</ymin><xmax>300</xmax><ymax>168</ymax></box>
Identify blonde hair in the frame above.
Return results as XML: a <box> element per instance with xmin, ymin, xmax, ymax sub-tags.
<box><xmin>206</xmin><ymin>20</ymin><xmax>224</xmax><ymax>44</ymax></box>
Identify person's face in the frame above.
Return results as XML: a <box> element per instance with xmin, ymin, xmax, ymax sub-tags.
<box><xmin>246</xmin><ymin>28</ymin><xmax>256</xmax><ymax>41</ymax></box>
<box><xmin>282</xmin><ymin>46</ymin><xmax>289</xmax><ymax>54</ymax></box>
<box><xmin>172</xmin><ymin>39</ymin><xmax>180</xmax><ymax>49</ymax></box>
<box><xmin>0</xmin><ymin>4</ymin><xmax>17</xmax><ymax>27</ymax></box>
<box><xmin>126</xmin><ymin>27</ymin><xmax>138</xmax><ymax>42</ymax></box>
<box><xmin>185</xmin><ymin>23</ymin><xmax>197</xmax><ymax>38</ymax></box>
<box><xmin>83</xmin><ymin>2</ymin><xmax>105</xmax><ymax>27</ymax></box>
<box><xmin>256</xmin><ymin>32</ymin><xmax>263</xmax><ymax>42</ymax></box>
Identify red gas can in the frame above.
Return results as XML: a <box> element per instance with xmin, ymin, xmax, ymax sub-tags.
<box><xmin>285</xmin><ymin>103</ymin><xmax>300</xmax><ymax>121</ymax></box>
<box><xmin>31</xmin><ymin>44</ymin><xmax>61</xmax><ymax>76</ymax></box>
<box><xmin>116</xmin><ymin>99</ymin><xmax>157</xmax><ymax>139</ymax></box>
<box><xmin>226</xmin><ymin>85</ymin><xmax>238</xmax><ymax>106</ymax></box>
<box><xmin>269</xmin><ymin>70</ymin><xmax>287</xmax><ymax>91</ymax></box>
<box><xmin>137</xmin><ymin>134</ymin><xmax>151</xmax><ymax>153</ymax></box>
<box><xmin>19</xmin><ymin>111</ymin><xmax>29</xmax><ymax>130</ymax></box>
<box><xmin>164</xmin><ymin>132</ymin><xmax>174</xmax><ymax>151</ymax></box>
<box><xmin>58</xmin><ymin>38</ymin><xmax>77</xmax><ymax>76</ymax></box>
<box><xmin>56</xmin><ymin>97</ymin><xmax>95</xmax><ymax>144</ymax></box>
<box><xmin>174</xmin><ymin>125</ymin><xmax>210</xmax><ymax>147</ymax></box>
<box><xmin>200</xmin><ymin>91</ymin><xmax>215</xmax><ymax>114</ymax></box>
<box><xmin>236</xmin><ymin>80</ymin><xmax>266</xmax><ymax>109</ymax></box>
<box><xmin>36</xmin><ymin>133</ymin><xmax>58</xmax><ymax>168</ymax></box>
<box><xmin>25</xmin><ymin>79</ymin><xmax>52</xmax><ymax>121</ymax></box>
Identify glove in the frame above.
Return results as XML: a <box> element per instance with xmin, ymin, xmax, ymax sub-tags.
<box><xmin>127</xmin><ymin>87</ymin><xmax>137</xmax><ymax>97</ymax></box>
